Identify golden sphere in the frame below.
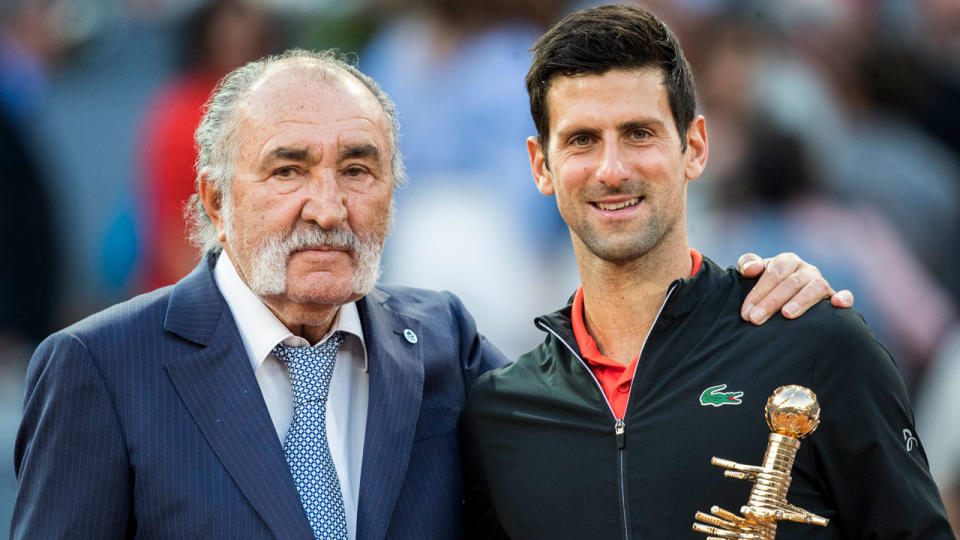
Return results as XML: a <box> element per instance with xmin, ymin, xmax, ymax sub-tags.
<box><xmin>765</xmin><ymin>385</ymin><xmax>820</xmax><ymax>438</ymax></box>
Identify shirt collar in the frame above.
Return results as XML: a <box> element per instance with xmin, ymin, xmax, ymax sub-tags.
<box><xmin>213</xmin><ymin>251</ymin><xmax>368</xmax><ymax>373</ymax></box>
<box><xmin>571</xmin><ymin>248</ymin><xmax>702</xmax><ymax>368</ymax></box>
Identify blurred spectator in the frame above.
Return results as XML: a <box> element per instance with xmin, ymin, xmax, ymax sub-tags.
<box><xmin>138</xmin><ymin>0</ymin><xmax>273</xmax><ymax>291</ymax></box>
<box><xmin>360</xmin><ymin>0</ymin><xmax>576</xmax><ymax>357</ymax></box>
<box><xmin>361</xmin><ymin>0</ymin><xmax>568</xmax><ymax>248</ymax></box>
<box><xmin>843</xmin><ymin>36</ymin><xmax>960</xmax><ymax>302</ymax></box>
<box><xmin>0</xmin><ymin>0</ymin><xmax>62</xmax><ymax>345</ymax></box>
<box><xmin>881</xmin><ymin>0</ymin><xmax>960</xmax><ymax>156</ymax></box>
<box><xmin>688</xmin><ymin>8</ymin><xmax>959</xmax><ymax>379</ymax></box>
<box><xmin>708</xmin><ymin>121</ymin><xmax>956</xmax><ymax>381</ymax></box>
<box><xmin>690</xmin><ymin>6</ymin><xmax>960</xmax><ymax>310</ymax></box>
<box><xmin>0</xmin><ymin>0</ymin><xmax>68</xmax><ymax>531</ymax></box>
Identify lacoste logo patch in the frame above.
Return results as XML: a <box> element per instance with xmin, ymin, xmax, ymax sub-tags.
<box><xmin>699</xmin><ymin>384</ymin><xmax>744</xmax><ymax>407</ymax></box>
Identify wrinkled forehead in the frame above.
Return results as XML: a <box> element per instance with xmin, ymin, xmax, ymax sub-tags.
<box><xmin>239</xmin><ymin>61</ymin><xmax>389</xmax><ymax>140</ymax></box>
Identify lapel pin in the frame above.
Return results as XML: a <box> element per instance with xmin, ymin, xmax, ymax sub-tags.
<box><xmin>403</xmin><ymin>328</ymin><xmax>418</xmax><ymax>344</ymax></box>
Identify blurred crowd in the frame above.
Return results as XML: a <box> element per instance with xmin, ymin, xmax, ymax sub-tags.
<box><xmin>1</xmin><ymin>0</ymin><xmax>958</xmax><ymax>532</ymax></box>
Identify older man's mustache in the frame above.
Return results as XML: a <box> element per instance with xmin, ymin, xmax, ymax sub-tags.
<box><xmin>280</xmin><ymin>224</ymin><xmax>373</xmax><ymax>256</ymax></box>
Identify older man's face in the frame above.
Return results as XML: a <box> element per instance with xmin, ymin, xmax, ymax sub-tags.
<box><xmin>219</xmin><ymin>65</ymin><xmax>394</xmax><ymax>313</ymax></box>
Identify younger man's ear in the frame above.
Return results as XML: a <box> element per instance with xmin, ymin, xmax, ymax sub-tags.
<box><xmin>197</xmin><ymin>173</ymin><xmax>227</xmax><ymax>243</ymax></box>
<box><xmin>683</xmin><ymin>115</ymin><xmax>709</xmax><ymax>181</ymax></box>
<box><xmin>527</xmin><ymin>136</ymin><xmax>555</xmax><ymax>196</ymax></box>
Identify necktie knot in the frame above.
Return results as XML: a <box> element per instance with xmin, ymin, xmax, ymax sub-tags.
<box><xmin>273</xmin><ymin>331</ymin><xmax>346</xmax><ymax>403</ymax></box>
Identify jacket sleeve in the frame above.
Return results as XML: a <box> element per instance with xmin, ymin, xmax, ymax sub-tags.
<box><xmin>461</xmin><ymin>376</ymin><xmax>511</xmax><ymax>540</ymax></box>
<box><xmin>12</xmin><ymin>332</ymin><xmax>133</xmax><ymax>539</ymax></box>
<box><xmin>808</xmin><ymin>309</ymin><xmax>953</xmax><ymax>538</ymax></box>
<box><xmin>442</xmin><ymin>291</ymin><xmax>511</xmax><ymax>394</ymax></box>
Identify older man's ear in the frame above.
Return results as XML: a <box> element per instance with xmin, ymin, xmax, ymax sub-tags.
<box><xmin>197</xmin><ymin>173</ymin><xmax>228</xmax><ymax>244</ymax></box>
<box><xmin>736</xmin><ymin>252</ymin><xmax>854</xmax><ymax>325</ymax></box>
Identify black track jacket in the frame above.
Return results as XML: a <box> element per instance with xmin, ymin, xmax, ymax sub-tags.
<box><xmin>462</xmin><ymin>256</ymin><xmax>953</xmax><ymax>539</ymax></box>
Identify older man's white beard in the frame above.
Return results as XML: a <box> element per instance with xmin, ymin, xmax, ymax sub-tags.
<box><xmin>229</xmin><ymin>220</ymin><xmax>385</xmax><ymax>299</ymax></box>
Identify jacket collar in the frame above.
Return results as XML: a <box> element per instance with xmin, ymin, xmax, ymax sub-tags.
<box><xmin>355</xmin><ymin>288</ymin><xmax>425</xmax><ymax>540</ymax></box>
<box><xmin>163</xmin><ymin>251</ymin><xmax>225</xmax><ymax>346</ymax></box>
<box><xmin>162</xmin><ymin>252</ymin><xmax>315</xmax><ymax>538</ymax></box>
<box><xmin>660</xmin><ymin>255</ymin><xmax>731</xmax><ymax>319</ymax></box>
<box><xmin>164</xmin><ymin>254</ymin><xmax>429</xmax><ymax>540</ymax></box>
<box><xmin>535</xmin><ymin>255</ymin><xmax>731</xmax><ymax>341</ymax></box>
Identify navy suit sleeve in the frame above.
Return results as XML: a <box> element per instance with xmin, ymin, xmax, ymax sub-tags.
<box><xmin>442</xmin><ymin>291</ymin><xmax>510</xmax><ymax>393</ymax></box>
<box><xmin>440</xmin><ymin>291</ymin><xmax>511</xmax><ymax>538</ymax></box>
<box><xmin>13</xmin><ymin>332</ymin><xmax>133</xmax><ymax>539</ymax></box>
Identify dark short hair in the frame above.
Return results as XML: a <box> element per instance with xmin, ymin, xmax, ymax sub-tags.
<box><xmin>526</xmin><ymin>4</ymin><xmax>697</xmax><ymax>154</ymax></box>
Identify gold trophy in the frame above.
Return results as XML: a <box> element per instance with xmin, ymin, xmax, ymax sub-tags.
<box><xmin>692</xmin><ymin>385</ymin><xmax>828</xmax><ymax>539</ymax></box>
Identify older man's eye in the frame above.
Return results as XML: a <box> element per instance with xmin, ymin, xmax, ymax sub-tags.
<box><xmin>274</xmin><ymin>166</ymin><xmax>299</xmax><ymax>178</ymax></box>
<box><xmin>343</xmin><ymin>166</ymin><xmax>369</xmax><ymax>178</ymax></box>
<box><xmin>630</xmin><ymin>129</ymin><xmax>651</xmax><ymax>141</ymax></box>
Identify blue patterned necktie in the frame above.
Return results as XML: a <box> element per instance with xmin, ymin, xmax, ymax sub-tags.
<box><xmin>273</xmin><ymin>332</ymin><xmax>349</xmax><ymax>539</ymax></box>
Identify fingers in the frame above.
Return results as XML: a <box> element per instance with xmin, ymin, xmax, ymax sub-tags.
<box><xmin>740</xmin><ymin>252</ymin><xmax>802</xmax><ymax>322</ymax></box>
<box><xmin>736</xmin><ymin>253</ymin><xmax>765</xmax><ymax>277</ymax></box>
<box><xmin>739</xmin><ymin>252</ymin><xmax>853</xmax><ymax>324</ymax></box>
<box><xmin>778</xmin><ymin>279</ymin><xmax>835</xmax><ymax>320</ymax></box>
<box><xmin>830</xmin><ymin>289</ymin><xmax>854</xmax><ymax>308</ymax></box>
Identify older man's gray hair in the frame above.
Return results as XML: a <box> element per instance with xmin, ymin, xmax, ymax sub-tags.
<box><xmin>185</xmin><ymin>48</ymin><xmax>405</xmax><ymax>253</ymax></box>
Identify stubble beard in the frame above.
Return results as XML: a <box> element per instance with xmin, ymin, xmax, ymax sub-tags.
<box><xmin>568</xmin><ymin>180</ymin><xmax>684</xmax><ymax>265</ymax></box>
<box><xmin>577</xmin><ymin>214</ymin><xmax>672</xmax><ymax>264</ymax></box>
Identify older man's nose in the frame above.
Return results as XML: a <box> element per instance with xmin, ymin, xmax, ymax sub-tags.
<box><xmin>300</xmin><ymin>171</ymin><xmax>347</xmax><ymax>229</ymax></box>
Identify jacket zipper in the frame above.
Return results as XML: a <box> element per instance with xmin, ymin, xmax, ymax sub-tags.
<box><xmin>536</xmin><ymin>285</ymin><xmax>677</xmax><ymax>540</ymax></box>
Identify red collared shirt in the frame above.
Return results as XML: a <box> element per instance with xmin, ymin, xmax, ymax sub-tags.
<box><xmin>571</xmin><ymin>249</ymin><xmax>702</xmax><ymax>418</ymax></box>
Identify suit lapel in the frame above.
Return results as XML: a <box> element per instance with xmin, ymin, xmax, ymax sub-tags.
<box><xmin>163</xmin><ymin>257</ymin><xmax>313</xmax><ymax>539</ymax></box>
<box><xmin>356</xmin><ymin>290</ymin><xmax>425</xmax><ymax>540</ymax></box>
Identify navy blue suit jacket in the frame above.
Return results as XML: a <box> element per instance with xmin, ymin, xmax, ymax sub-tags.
<box><xmin>13</xmin><ymin>255</ymin><xmax>508</xmax><ymax>539</ymax></box>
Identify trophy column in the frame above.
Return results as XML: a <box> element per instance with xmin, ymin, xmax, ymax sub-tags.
<box><xmin>693</xmin><ymin>385</ymin><xmax>829</xmax><ymax>539</ymax></box>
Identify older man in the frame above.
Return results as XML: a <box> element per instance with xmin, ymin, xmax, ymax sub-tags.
<box><xmin>14</xmin><ymin>49</ymin><xmax>846</xmax><ymax>539</ymax></box>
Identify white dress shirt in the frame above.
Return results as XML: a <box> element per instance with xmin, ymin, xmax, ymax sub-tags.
<box><xmin>214</xmin><ymin>253</ymin><xmax>368</xmax><ymax>540</ymax></box>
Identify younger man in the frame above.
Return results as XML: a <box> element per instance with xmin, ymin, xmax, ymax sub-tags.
<box><xmin>463</xmin><ymin>5</ymin><xmax>952</xmax><ymax>538</ymax></box>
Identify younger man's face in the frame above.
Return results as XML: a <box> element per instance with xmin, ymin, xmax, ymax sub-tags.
<box><xmin>527</xmin><ymin>67</ymin><xmax>707</xmax><ymax>265</ymax></box>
